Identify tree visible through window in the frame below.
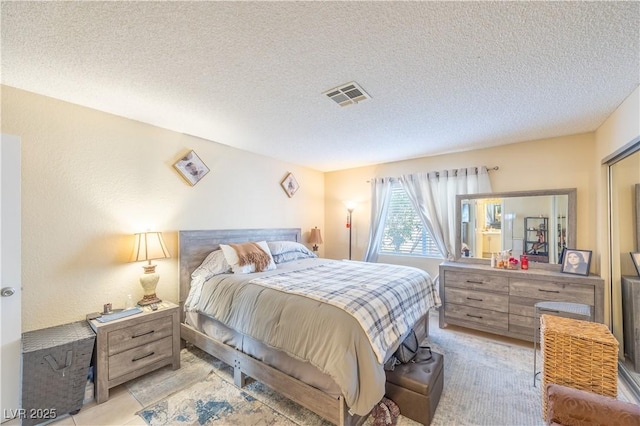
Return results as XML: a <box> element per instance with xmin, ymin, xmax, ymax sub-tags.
<box><xmin>379</xmin><ymin>184</ymin><xmax>441</xmax><ymax>257</ymax></box>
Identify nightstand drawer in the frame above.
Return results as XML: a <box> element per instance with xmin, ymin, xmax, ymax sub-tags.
<box><xmin>108</xmin><ymin>315</ymin><xmax>172</xmax><ymax>355</ymax></box>
<box><xmin>108</xmin><ymin>336</ymin><xmax>173</xmax><ymax>380</ymax></box>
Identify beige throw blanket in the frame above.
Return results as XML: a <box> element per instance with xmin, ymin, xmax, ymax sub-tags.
<box><xmin>230</xmin><ymin>242</ymin><xmax>271</xmax><ymax>272</ymax></box>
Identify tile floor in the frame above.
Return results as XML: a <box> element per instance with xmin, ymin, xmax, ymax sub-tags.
<box><xmin>4</xmin><ymin>384</ymin><xmax>145</xmax><ymax>426</ymax></box>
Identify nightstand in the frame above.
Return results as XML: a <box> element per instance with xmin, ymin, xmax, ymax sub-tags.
<box><xmin>87</xmin><ymin>301</ymin><xmax>180</xmax><ymax>404</ymax></box>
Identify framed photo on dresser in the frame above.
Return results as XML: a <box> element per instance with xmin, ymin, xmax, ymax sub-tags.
<box><xmin>560</xmin><ymin>249</ymin><xmax>592</xmax><ymax>276</ymax></box>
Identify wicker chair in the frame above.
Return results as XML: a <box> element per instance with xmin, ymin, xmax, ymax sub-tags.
<box><xmin>545</xmin><ymin>383</ymin><xmax>640</xmax><ymax>426</ymax></box>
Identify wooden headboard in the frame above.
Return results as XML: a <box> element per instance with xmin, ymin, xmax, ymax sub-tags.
<box><xmin>178</xmin><ymin>228</ymin><xmax>301</xmax><ymax>317</ymax></box>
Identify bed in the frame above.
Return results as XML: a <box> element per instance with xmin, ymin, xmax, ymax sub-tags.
<box><xmin>178</xmin><ymin>228</ymin><xmax>440</xmax><ymax>425</ymax></box>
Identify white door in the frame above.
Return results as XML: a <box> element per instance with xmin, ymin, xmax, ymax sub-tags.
<box><xmin>1</xmin><ymin>134</ymin><xmax>22</xmax><ymax>423</ymax></box>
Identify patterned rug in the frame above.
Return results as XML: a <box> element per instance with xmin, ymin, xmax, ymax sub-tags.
<box><xmin>132</xmin><ymin>311</ymin><xmax>546</xmax><ymax>426</ymax></box>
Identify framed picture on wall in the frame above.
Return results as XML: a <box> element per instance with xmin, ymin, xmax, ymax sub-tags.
<box><xmin>560</xmin><ymin>249</ymin><xmax>592</xmax><ymax>276</ymax></box>
<box><xmin>631</xmin><ymin>252</ymin><xmax>640</xmax><ymax>277</ymax></box>
<box><xmin>280</xmin><ymin>172</ymin><xmax>299</xmax><ymax>198</ymax></box>
<box><xmin>174</xmin><ymin>150</ymin><xmax>210</xmax><ymax>186</ymax></box>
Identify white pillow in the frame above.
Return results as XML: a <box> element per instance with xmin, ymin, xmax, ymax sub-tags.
<box><xmin>272</xmin><ymin>250</ymin><xmax>317</xmax><ymax>264</ymax></box>
<box><xmin>191</xmin><ymin>249</ymin><xmax>231</xmax><ymax>280</ymax></box>
<box><xmin>220</xmin><ymin>241</ymin><xmax>277</xmax><ymax>274</ymax></box>
<box><xmin>267</xmin><ymin>240</ymin><xmax>316</xmax><ymax>257</ymax></box>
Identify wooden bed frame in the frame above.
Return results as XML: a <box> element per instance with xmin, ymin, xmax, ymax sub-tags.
<box><xmin>178</xmin><ymin>228</ymin><xmax>366</xmax><ymax>426</ymax></box>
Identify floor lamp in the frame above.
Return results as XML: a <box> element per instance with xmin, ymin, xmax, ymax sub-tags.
<box><xmin>346</xmin><ymin>206</ymin><xmax>354</xmax><ymax>260</ymax></box>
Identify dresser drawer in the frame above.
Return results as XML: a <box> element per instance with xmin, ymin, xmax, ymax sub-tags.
<box><xmin>445</xmin><ymin>287</ymin><xmax>508</xmax><ymax>313</ymax></box>
<box><xmin>509</xmin><ymin>279</ymin><xmax>594</xmax><ymax>305</ymax></box>
<box><xmin>444</xmin><ymin>270</ymin><xmax>508</xmax><ymax>293</ymax></box>
<box><xmin>108</xmin><ymin>315</ymin><xmax>173</xmax><ymax>356</ymax></box>
<box><xmin>108</xmin><ymin>336</ymin><xmax>173</xmax><ymax>380</ymax></box>
<box><xmin>444</xmin><ymin>303</ymin><xmax>509</xmax><ymax>330</ymax></box>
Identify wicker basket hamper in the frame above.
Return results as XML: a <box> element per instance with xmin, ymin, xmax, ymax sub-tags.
<box><xmin>540</xmin><ymin>314</ymin><xmax>618</xmax><ymax>421</ymax></box>
<box><xmin>21</xmin><ymin>321</ymin><xmax>95</xmax><ymax>425</ymax></box>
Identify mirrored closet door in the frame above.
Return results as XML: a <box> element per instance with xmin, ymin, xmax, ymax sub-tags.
<box><xmin>608</xmin><ymin>137</ymin><xmax>640</xmax><ymax>399</ymax></box>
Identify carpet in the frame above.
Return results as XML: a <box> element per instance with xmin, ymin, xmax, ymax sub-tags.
<box><xmin>133</xmin><ymin>312</ymin><xmax>547</xmax><ymax>425</ymax></box>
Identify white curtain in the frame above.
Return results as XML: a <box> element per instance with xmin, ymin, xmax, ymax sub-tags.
<box><xmin>362</xmin><ymin>177</ymin><xmax>393</xmax><ymax>262</ymax></box>
<box><xmin>400</xmin><ymin>166</ymin><xmax>492</xmax><ymax>260</ymax></box>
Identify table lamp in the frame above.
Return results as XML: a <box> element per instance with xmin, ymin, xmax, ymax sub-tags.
<box><xmin>309</xmin><ymin>227</ymin><xmax>323</xmax><ymax>251</ymax></box>
<box><xmin>130</xmin><ymin>231</ymin><xmax>170</xmax><ymax>306</ymax></box>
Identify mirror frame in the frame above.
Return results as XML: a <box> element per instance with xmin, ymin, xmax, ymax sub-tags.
<box><xmin>636</xmin><ymin>183</ymin><xmax>640</xmax><ymax>250</ymax></box>
<box><xmin>455</xmin><ymin>188</ymin><xmax>577</xmax><ymax>265</ymax></box>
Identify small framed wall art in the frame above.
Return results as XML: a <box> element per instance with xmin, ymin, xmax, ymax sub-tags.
<box><xmin>174</xmin><ymin>150</ymin><xmax>210</xmax><ymax>186</ymax></box>
<box><xmin>280</xmin><ymin>172</ymin><xmax>299</xmax><ymax>198</ymax></box>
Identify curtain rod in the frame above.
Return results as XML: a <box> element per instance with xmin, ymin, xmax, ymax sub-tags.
<box><xmin>367</xmin><ymin>166</ymin><xmax>499</xmax><ymax>183</ymax></box>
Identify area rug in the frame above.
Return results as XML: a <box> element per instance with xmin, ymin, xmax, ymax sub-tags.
<box><xmin>134</xmin><ymin>311</ymin><xmax>548</xmax><ymax>426</ymax></box>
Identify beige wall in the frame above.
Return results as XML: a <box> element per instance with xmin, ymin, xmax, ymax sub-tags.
<box><xmin>1</xmin><ymin>86</ymin><xmax>325</xmax><ymax>331</ymax></box>
<box><xmin>325</xmin><ymin>133</ymin><xmax>598</xmax><ymax>279</ymax></box>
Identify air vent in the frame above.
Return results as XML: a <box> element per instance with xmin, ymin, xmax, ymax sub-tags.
<box><xmin>323</xmin><ymin>81</ymin><xmax>371</xmax><ymax>107</ymax></box>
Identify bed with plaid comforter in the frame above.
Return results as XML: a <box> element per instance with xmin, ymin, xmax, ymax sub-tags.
<box><xmin>192</xmin><ymin>258</ymin><xmax>440</xmax><ymax>416</ymax></box>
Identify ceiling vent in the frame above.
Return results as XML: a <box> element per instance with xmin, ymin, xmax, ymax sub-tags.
<box><xmin>323</xmin><ymin>81</ymin><xmax>371</xmax><ymax>107</ymax></box>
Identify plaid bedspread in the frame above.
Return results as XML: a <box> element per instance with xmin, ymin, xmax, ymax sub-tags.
<box><xmin>249</xmin><ymin>260</ymin><xmax>441</xmax><ymax>363</ymax></box>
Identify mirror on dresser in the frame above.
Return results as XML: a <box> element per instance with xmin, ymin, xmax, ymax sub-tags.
<box><xmin>455</xmin><ymin>188</ymin><xmax>577</xmax><ymax>265</ymax></box>
<box><xmin>606</xmin><ymin>137</ymin><xmax>640</xmax><ymax>399</ymax></box>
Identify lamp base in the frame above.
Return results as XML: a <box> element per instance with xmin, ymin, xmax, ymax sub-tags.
<box><xmin>138</xmin><ymin>266</ymin><xmax>161</xmax><ymax>306</ymax></box>
<box><xmin>138</xmin><ymin>294</ymin><xmax>162</xmax><ymax>306</ymax></box>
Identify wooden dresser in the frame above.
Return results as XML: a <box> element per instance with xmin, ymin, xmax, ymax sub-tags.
<box><xmin>439</xmin><ymin>262</ymin><xmax>604</xmax><ymax>342</ymax></box>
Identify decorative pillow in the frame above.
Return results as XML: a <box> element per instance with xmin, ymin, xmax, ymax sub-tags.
<box><xmin>272</xmin><ymin>250</ymin><xmax>317</xmax><ymax>264</ymax></box>
<box><xmin>220</xmin><ymin>241</ymin><xmax>276</xmax><ymax>274</ymax></box>
<box><xmin>267</xmin><ymin>240</ymin><xmax>316</xmax><ymax>257</ymax></box>
<box><xmin>191</xmin><ymin>249</ymin><xmax>231</xmax><ymax>280</ymax></box>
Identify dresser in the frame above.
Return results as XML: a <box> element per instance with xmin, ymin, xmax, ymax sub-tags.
<box><xmin>439</xmin><ymin>262</ymin><xmax>604</xmax><ymax>342</ymax></box>
<box><xmin>88</xmin><ymin>302</ymin><xmax>180</xmax><ymax>403</ymax></box>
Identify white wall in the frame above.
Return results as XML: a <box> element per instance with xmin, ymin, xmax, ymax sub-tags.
<box><xmin>1</xmin><ymin>85</ymin><xmax>325</xmax><ymax>331</ymax></box>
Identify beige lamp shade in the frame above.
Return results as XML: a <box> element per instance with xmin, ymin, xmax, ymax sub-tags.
<box><xmin>309</xmin><ymin>227</ymin><xmax>323</xmax><ymax>251</ymax></box>
<box><xmin>130</xmin><ymin>231</ymin><xmax>170</xmax><ymax>264</ymax></box>
<box><xmin>130</xmin><ymin>231</ymin><xmax>170</xmax><ymax>306</ymax></box>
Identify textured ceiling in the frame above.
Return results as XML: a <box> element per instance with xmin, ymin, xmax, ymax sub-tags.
<box><xmin>2</xmin><ymin>1</ymin><xmax>639</xmax><ymax>172</ymax></box>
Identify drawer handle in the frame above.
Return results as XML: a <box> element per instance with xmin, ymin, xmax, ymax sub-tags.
<box><xmin>132</xmin><ymin>330</ymin><xmax>155</xmax><ymax>339</ymax></box>
<box><xmin>132</xmin><ymin>351</ymin><xmax>155</xmax><ymax>362</ymax></box>
<box><xmin>538</xmin><ymin>289</ymin><xmax>560</xmax><ymax>294</ymax></box>
<box><xmin>467</xmin><ymin>297</ymin><xmax>483</xmax><ymax>302</ymax></box>
<box><xmin>466</xmin><ymin>314</ymin><xmax>483</xmax><ymax>319</ymax></box>
<box><xmin>466</xmin><ymin>280</ymin><xmax>484</xmax><ymax>284</ymax></box>
<box><xmin>539</xmin><ymin>309</ymin><xmax>560</xmax><ymax>314</ymax></box>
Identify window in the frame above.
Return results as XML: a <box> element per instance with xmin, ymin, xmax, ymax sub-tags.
<box><xmin>379</xmin><ymin>183</ymin><xmax>442</xmax><ymax>257</ymax></box>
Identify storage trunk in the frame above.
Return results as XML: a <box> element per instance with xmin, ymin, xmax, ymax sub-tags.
<box><xmin>21</xmin><ymin>321</ymin><xmax>95</xmax><ymax>425</ymax></box>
